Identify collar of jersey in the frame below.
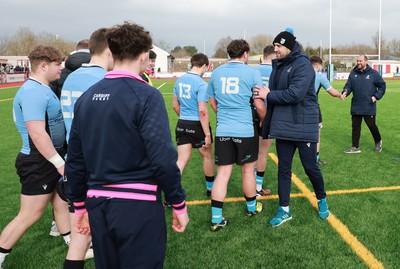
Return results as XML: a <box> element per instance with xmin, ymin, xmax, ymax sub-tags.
<box><xmin>187</xmin><ymin>71</ymin><xmax>201</xmax><ymax>77</ymax></box>
<box><xmin>29</xmin><ymin>77</ymin><xmax>50</xmax><ymax>88</ymax></box>
<box><xmin>105</xmin><ymin>70</ymin><xmax>148</xmax><ymax>84</ymax></box>
<box><xmin>228</xmin><ymin>60</ymin><xmax>245</xmax><ymax>64</ymax></box>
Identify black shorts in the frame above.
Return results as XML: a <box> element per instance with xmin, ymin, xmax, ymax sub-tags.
<box><xmin>15</xmin><ymin>150</ymin><xmax>64</xmax><ymax>195</ymax></box>
<box><xmin>214</xmin><ymin>135</ymin><xmax>259</xmax><ymax>165</ymax></box>
<box><xmin>175</xmin><ymin>119</ymin><xmax>213</xmax><ymax>148</ymax></box>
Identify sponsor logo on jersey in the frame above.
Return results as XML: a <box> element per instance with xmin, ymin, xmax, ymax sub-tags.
<box><xmin>92</xmin><ymin>93</ymin><xmax>110</xmax><ymax>101</ymax></box>
<box><xmin>232</xmin><ymin>138</ymin><xmax>242</xmax><ymax>143</ymax></box>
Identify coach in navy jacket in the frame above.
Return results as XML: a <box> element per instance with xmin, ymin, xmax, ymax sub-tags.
<box><xmin>342</xmin><ymin>54</ymin><xmax>385</xmax><ymax>153</ymax></box>
<box><xmin>344</xmin><ymin>61</ymin><xmax>385</xmax><ymax>116</ymax></box>
<box><xmin>263</xmin><ymin>42</ymin><xmax>319</xmax><ymax>142</ymax></box>
<box><xmin>253</xmin><ymin>29</ymin><xmax>329</xmax><ymax>227</ymax></box>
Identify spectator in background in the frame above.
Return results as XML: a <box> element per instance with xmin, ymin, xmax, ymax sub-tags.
<box><xmin>342</xmin><ymin>54</ymin><xmax>386</xmax><ymax>154</ymax></box>
<box><xmin>310</xmin><ymin>55</ymin><xmax>344</xmax><ymax>165</ymax></box>
<box><xmin>140</xmin><ymin>49</ymin><xmax>156</xmax><ymax>86</ymax></box>
<box><xmin>50</xmin><ymin>39</ymin><xmax>91</xmax><ymax>98</ymax></box>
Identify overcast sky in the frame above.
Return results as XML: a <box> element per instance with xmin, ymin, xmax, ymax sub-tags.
<box><xmin>2</xmin><ymin>0</ymin><xmax>397</xmax><ymax>56</ymax></box>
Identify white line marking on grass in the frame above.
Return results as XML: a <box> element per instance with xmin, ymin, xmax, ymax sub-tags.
<box><xmin>157</xmin><ymin>82</ymin><xmax>166</xmax><ymax>89</ymax></box>
<box><xmin>0</xmin><ymin>98</ymin><xmax>14</xmax><ymax>102</ymax></box>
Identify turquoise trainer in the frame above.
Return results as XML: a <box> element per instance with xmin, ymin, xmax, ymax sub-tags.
<box><xmin>318</xmin><ymin>198</ymin><xmax>330</xmax><ymax>219</ymax></box>
<box><xmin>269</xmin><ymin>207</ymin><xmax>292</xmax><ymax>227</ymax></box>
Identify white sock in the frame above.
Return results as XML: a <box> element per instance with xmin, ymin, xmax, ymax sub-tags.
<box><xmin>256</xmin><ymin>184</ymin><xmax>262</xmax><ymax>192</ymax></box>
<box><xmin>0</xmin><ymin>252</ymin><xmax>9</xmax><ymax>267</ymax></box>
<box><xmin>63</xmin><ymin>234</ymin><xmax>71</xmax><ymax>246</ymax></box>
<box><xmin>281</xmin><ymin>206</ymin><xmax>289</xmax><ymax>212</ymax></box>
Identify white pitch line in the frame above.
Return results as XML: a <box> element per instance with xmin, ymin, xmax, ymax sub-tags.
<box><xmin>157</xmin><ymin>82</ymin><xmax>166</xmax><ymax>89</ymax></box>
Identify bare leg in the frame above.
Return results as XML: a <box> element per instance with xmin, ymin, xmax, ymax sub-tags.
<box><xmin>0</xmin><ymin>193</ymin><xmax>52</xmax><ymax>249</ymax></box>
<box><xmin>176</xmin><ymin>144</ymin><xmax>193</xmax><ymax>175</ymax></box>
<box><xmin>211</xmin><ymin>165</ymin><xmax>233</xmax><ymax>202</ymax></box>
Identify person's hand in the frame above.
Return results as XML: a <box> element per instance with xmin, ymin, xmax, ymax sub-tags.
<box><xmin>73</xmin><ymin>213</ymin><xmax>91</xmax><ymax>236</ymax></box>
<box><xmin>252</xmin><ymin>85</ymin><xmax>270</xmax><ymax>100</ymax></box>
<box><xmin>172</xmin><ymin>210</ymin><xmax>189</xmax><ymax>233</ymax></box>
<box><xmin>57</xmin><ymin>164</ymin><xmax>65</xmax><ymax>177</ymax></box>
<box><xmin>341</xmin><ymin>89</ymin><xmax>348</xmax><ymax>100</ymax></box>
<box><xmin>202</xmin><ymin>135</ymin><xmax>211</xmax><ymax>149</ymax></box>
<box><xmin>371</xmin><ymin>96</ymin><xmax>377</xmax><ymax>103</ymax></box>
<box><xmin>339</xmin><ymin>94</ymin><xmax>346</xmax><ymax>101</ymax></box>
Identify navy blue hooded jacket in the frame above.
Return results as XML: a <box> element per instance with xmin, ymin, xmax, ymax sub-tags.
<box><xmin>262</xmin><ymin>42</ymin><xmax>319</xmax><ymax>143</ymax></box>
<box><xmin>342</xmin><ymin>64</ymin><xmax>386</xmax><ymax>116</ymax></box>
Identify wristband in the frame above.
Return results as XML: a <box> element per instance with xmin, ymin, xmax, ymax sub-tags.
<box><xmin>205</xmin><ymin>133</ymin><xmax>211</xmax><ymax>136</ymax></box>
<box><xmin>48</xmin><ymin>153</ymin><xmax>65</xmax><ymax>169</ymax></box>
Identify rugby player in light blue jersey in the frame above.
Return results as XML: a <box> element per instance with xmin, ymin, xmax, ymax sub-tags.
<box><xmin>173</xmin><ymin>53</ymin><xmax>215</xmax><ymax>197</ymax></box>
<box><xmin>252</xmin><ymin>45</ymin><xmax>275</xmax><ymax>196</ymax></box>
<box><xmin>207</xmin><ymin>39</ymin><xmax>266</xmax><ymax>232</ymax></box>
<box><xmin>310</xmin><ymin>56</ymin><xmax>343</xmax><ymax>166</ymax></box>
<box><xmin>0</xmin><ymin>45</ymin><xmax>71</xmax><ymax>269</ymax></box>
<box><xmin>60</xmin><ymin>28</ymin><xmax>114</xmax><ymax>268</ymax></box>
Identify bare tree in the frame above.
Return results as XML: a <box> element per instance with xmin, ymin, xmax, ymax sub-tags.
<box><xmin>0</xmin><ymin>34</ymin><xmax>9</xmax><ymax>55</ymax></box>
<box><xmin>387</xmin><ymin>39</ymin><xmax>400</xmax><ymax>58</ymax></box>
<box><xmin>4</xmin><ymin>27</ymin><xmax>38</xmax><ymax>55</ymax></box>
<box><xmin>371</xmin><ymin>30</ymin><xmax>387</xmax><ymax>55</ymax></box>
<box><xmin>249</xmin><ymin>34</ymin><xmax>273</xmax><ymax>55</ymax></box>
<box><xmin>155</xmin><ymin>40</ymin><xmax>171</xmax><ymax>52</ymax></box>
<box><xmin>213</xmin><ymin>36</ymin><xmax>232</xmax><ymax>58</ymax></box>
<box><xmin>1</xmin><ymin>27</ymin><xmax>76</xmax><ymax>56</ymax></box>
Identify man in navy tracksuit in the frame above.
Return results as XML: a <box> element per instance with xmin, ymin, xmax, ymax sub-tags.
<box><xmin>342</xmin><ymin>54</ymin><xmax>386</xmax><ymax>154</ymax></box>
<box><xmin>253</xmin><ymin>29</ymin><xmax>329</xmax><ymax>227</ymax></box>
<box><xmin>65</xmin><ymin>22</ymin><xmax>189</xmax><ymax>269</ymax></box>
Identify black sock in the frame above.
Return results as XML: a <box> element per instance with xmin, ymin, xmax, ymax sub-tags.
<box><xmin>63</xmin><ymin>259</ymin><xmax>85</xmax><ymax>269</ymax></box>
<box><xmin>0</xmin><ymin>247</ymin><xmax>11</xmax><ymax>254</ymax></box>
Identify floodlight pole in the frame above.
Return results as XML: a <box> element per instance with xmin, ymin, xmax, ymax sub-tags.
<box><xmin>329</xmin><ymin>0</ymin><xmax>332</xmax><ymax>66</ymax></box>
<box><xmin>378</xmin><ymin>0</ymin><xmax>382</xmax><ymax>75</ymax></box>
<box><xmin>328</xmin><ymin>0</ymin><xmax>334</xmax><ymax>82</ymax></box>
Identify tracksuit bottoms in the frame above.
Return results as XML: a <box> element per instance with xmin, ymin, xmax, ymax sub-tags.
<box><xmin>276</xmin><ymin>139</ymin><xmax>327</xmax><ymax>206</ymax></box>
<box><xmin>87</xmin><ymin>198</ymin><xmax>166</xmax><ymax>269</ymax></box>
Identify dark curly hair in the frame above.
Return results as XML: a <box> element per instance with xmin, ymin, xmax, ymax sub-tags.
<box><xmin>227</xmin><ymin>39</ymin><xmax>250</xmax><ymax>59</ymax></box>
<box><xmin>106</xmin><ymin>21</ymin><xmax>153</xmax><ymax>61</ymax></box>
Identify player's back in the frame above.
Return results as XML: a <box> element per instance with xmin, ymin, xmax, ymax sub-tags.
<box><xmin>253</xmin><ymin>64</ymin><xmax>273</xmax><ymax>87</ymax></box>
<box><xmin>208</xmin><ymin>62</ymin><xmax>262</xmax><ymax>137</ymax></box>
<box><xmin>61</xmin><ymin>64</ymin><xmax>106</xmax><ymax>141</ymax></box>
<box><xmin>174</xmin><ymin>72</ymin><xmax>208</xmax><ymax>121</ymax></box>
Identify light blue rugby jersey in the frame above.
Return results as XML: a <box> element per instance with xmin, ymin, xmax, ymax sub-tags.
<box><xmin>173</xmin><ymin>72</ymin><xmax>208</xmax><ymax>121</ymax></box>
<box><xmin>253</xmin><ymin>63</ymin><xmax>273</xmax><ymax>87</ymax></box>
<box><xmin>208</xmin><ymin>61</ymin><xmax>263</xmax><ymax>137</ymax></box>
<box><xmin>61</xmin><ymin>64</ymin><xmax>106</xmax><ymax>142</ymax></box>
<box><xmin>13</xmin><ymin>78</ymin><xmax>66</xmax><ymax>154</ymax></box>
<box><xmin>253</xmin><ymin>63</ymin><xmax>273</xmax><ymax>106</ymax></box>
<box><xmin>314</xmin><ymin>71</ymin><xmax>332</xmax><ymax>94</ymax></box>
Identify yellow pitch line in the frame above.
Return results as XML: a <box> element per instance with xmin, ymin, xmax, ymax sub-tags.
<box><xmin>269</xmin><ymin>152</ymin><xmax>384</xmax><ymax>269</ymax></box>
<box><xmin>327</xmin><ymin>185</ymin><xmax>400</xmax><ymax>195</ymax></box>
<box><xmin>0</xmin><ymin>98</ymin><xmax>13</xmax><ymax>102</ymax></box>
<box><xmin>187</xmin><ymin>193</ymin><xmax>307</xmax><ymax>206</ymax></box>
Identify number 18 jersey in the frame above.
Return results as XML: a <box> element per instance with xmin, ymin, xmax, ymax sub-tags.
<box><xmin>208</xmin><ymin>61</ymin><xmax>263</xmax><ymax>137</ymax></box>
